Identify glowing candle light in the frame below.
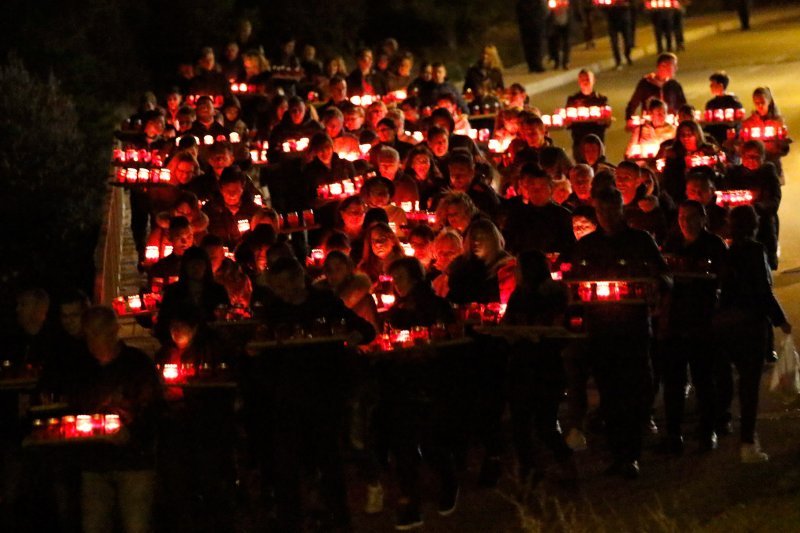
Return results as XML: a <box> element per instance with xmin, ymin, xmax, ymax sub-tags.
<box><xmin>229</xmin><ymin>132</ymin><xmax>240</xmax><ymax>143</ymax></box>
<box><xmin>163</xmin><ymin>245</ymin><xmax>173</xmax><ymax>256</ymax></box>
<box><xmin>145</xmin><ymin>246</ymin><xmax>159</xmax><ymax>262</ymax></box>
<box><xmin>162</xmin><ymin>364</ymin><xmax>179</xmax><ymax>382</ymax></box>
<box><xmin>237</xmin><ymin>219</ymin><xmax>251</xmax><ymax>233</ymax></box>
<box><xmin>329</xmin><ymin>182</ymin><xmax>343</xmax><ymax>196</ymax></box>
<box><xmin>104</xmin><ymin>414</ymin><xmax>121</xmax><ymax>435</ymax></box>
<box><xmin>203</xmin><ymin>135</ymin><xmax>214</xmax><ymax>145</ymax></box>
<box><xmin>380</xmin><ymin>293</ymin><xmax>396</xmax><ymax>307</ymax></box>
<box><xmin>127</xmin><ymin>295</ymin><xmax>142</xmax><ymax>310</ymax></box>
<box><xmin>76</xmin><ymin>415</ymin><xmax>93</xmax><ymax>435</ymax></box>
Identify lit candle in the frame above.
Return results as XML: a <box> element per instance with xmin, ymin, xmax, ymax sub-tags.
<box><xmin>76</xmin><ymin>415</ymin><xmax>93</xmax><ymax>435</ymax></box>
<box><xmin>229</xmin><ymin>132</ymin><xmax>240</xmax><ymax>143</ymax></box>
<box><xmin>311</xmin><ymin>248</ymin><xmax>325</xmax><ymax>263</ymax></box>
<box><xmin>127</xmin><ymin>295</ymin><xmax>142</xmax><ymax>310</ymax></box>
<box><xmin>162</xmin><ymin>364</ymin><xmax>179</xmax><ymax>382</ymax></box>
<box><xmin>342</xmin><ymin>180</ymin><xmax>355</xmax><ymax>195</ymax></box>
<box><xmin>329</xmin><ymin>182</ymin><xmax>343</xmax><ymax>196</ymax></box>
<box><xmin>145</xmin><ymin>246</ymin><xmax>159</xmax><ymax>262</ymax></box>
<box><xmin>163</xmin><ymin>245</ymin><xmax>173</xmax><ymax>256</ymax></box>
<box><xmin>400</xmin><ymin>201</ymin><xmax>413</xmax><ymax>212</ymax></box>
<box><xmin>380</xmin><ymin>293</ymin><xmax>396</xmax><ymax>307</ymax></box>
<box><xmin>402</xmin><ymin>242</ymin><xmax>415</xmax><ymax>256</ymax></box>
<box><xmin>303</xmin><ymin>209</ymin><xmax>315</xmax><ymax>225</ymax></box>
<box><xmin>104</xmin><ymin>414</ymin><xmax>121</xmax><ymax>434</ymax></box>
<box><xmin>126</xmin><ymin>168</ymin><xmax>137</xmax><ymax>183</ymax></box>
<box><xmin>61</xmin><ymin>415</ymin><xmax>77</xmax><ymax>438</ymax></box>
<box><xmin>254</xmin><ymin>194</ymin><xmax>263</xmax><ymax>206</ymax></box>
<box><xmin>237</xmin><ymin>219</ymin><xmax>251</xmax><ymax>233</ymax></box>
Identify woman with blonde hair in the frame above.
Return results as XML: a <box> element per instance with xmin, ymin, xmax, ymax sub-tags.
<box><xmin>740</xmin><ymin>87</ymin><xmax>792</xmax><ymax>182</ymax></box>
<box><xmin>463</xmin><ymin>45</ymin><xmax>505</xmax><ymax>96</ymax></box>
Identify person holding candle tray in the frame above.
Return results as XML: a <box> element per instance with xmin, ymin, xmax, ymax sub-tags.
<box><xmin>566</xmin><ymin>187</ymin><xmax>671</xmax><ymax>479</ymax></box>
<box><xmin>202</xmin><ymin>167</ymin><xmax>260</xmax><ymax>248</ymax></box>
<box><xmin>75</xmin><ymin>306</ymin><xmax>164</xmax><ymax>533</ymax></box>
<box><xmin>504</xmin><ymin>250</ymin><xmax>577</xmax><ymax>487</ymax></box>
<box><xmin>155</xmin><ymin>305</ymin><xmax>238</xmax><ymax>532</ymax></box>
<box><xmin>148</xmin><ymin>216</ymin><xmax>196</xmax><ymax>286</ymax></box>
<box><xmin>249</xmin><ymin>258</ymin><xmax>375</xmax><ymax>532</ymax></box>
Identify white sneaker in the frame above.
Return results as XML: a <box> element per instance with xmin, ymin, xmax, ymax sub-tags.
<box><xmin>364</xmin><ymin>483</ymin><xmax>384</xmax><ymax>514</ymax></box>
<box><xmin>566</xmin><ymin>428</ymin><xmax>588</xmax><ymax>451</ymax></box>
<box><xmin>741</xmin><ymin>443</ymin><xmax>769</xmax><ymax>463</ymax></box>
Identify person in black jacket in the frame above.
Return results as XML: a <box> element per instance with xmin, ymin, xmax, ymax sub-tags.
<box><xmin>502</xmin><ymin>164</ymin><xmax>575</xmax><ymax>256</ymax></box>
<box><xmin>660</xmin><ymin>201</ymin><xmax>728</xmax><ymax>455</ymax></box>
<box><xmin>78</xmin><ymin>306</ymin><xmax>164</xmax><ymax>533</ymax></box>
<box><xmin>516</xmin><ymin>0</ymin><xmax>548</xmax><ymax>72</ymax></box>
<box><xmin>723</xmin><ymin>140</ymin><xmax>781</xmax><ymax>270</ymax></box>
<box><xmin>383</xmin><ymin>258</ymin><xmax>459</xmax><ymax>528</ymax></box>
<box><xmin>565</xmin><ymin>69</ymin><xmax>611</xmax><ymax>158</ymax></box>
<box><xmin>251</xmin><ymin>258</ymin><xmax>374</xmax><ymax>532</ymax></box>
<box><xmin>155</xmin><ymin>247</ymin><xmax>230</xmax><ymax>345</ymax></box>
<box><xmin>715</xmin><ymin>206</ymin><xmax>791</xmax><ymax>463</ymax></box>
<box><xmin>504</xmin><ymin>250</ymin><xmax>576</xmax><ymax>486</ymax></box>
<box><xmin>704</xmin><ymin>71</ymin><xmax>745</xmax><ymax>147</ymax></box>
<box><xmin>202</xmin><ymin>167</ymin><xmax>260</xmax><ymax>248</ymax></box>
<box><xmin>625</xmin><ymin>53</ymin><xmax>686</xmax><ymax>119</ymax></box>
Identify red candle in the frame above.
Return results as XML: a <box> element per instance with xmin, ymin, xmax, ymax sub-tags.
<box><xmin>302</xmin><ymin>209</ymin><xmax>315</xmax><ymax>225</ymax></box>
<box><xmin>237</xmin><ymin>219</ymin><xmax>251</xmax><ymax>233</ymax></box>
<box><xmin>127</xmin><ymin>295</ymin><xmax>142</xmax><ymax>310</ymax></box>
<box><xmin>162</xmin><ymin>364</ymin><xmax>179</xmax><ymax>382</ymax></box>
<box><xmin>61</xmin><ymin>415</ymin><xmax>77</xmax><ymax>438</ymax></box>
<box><xmin>104</xmin><ymin>414</ymin><xmax>121</xmax><ymax>435</ymax></box>
<box><xmin>76</xmin><ymin>415</ymin><xmax>93</xmax><ymax>435</ymax></box>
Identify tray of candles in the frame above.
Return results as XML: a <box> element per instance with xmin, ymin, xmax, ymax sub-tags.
<box><xmin>158</xmin><ymin>362</ymin><xmax>237</xmax><ymax>389</ymax></box>
<box><xmin>360</xmin><ymin>325</ymin><xmax>472</xmax><ymax>359</ymax></box>
<box><xmin>23</xmin><ymin>414</ymin><xmax>127</xmax><ymax>448</ymax></box>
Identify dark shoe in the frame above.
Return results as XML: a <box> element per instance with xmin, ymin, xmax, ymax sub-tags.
<box><xmin>656</xmin><ymin>435</ymin><xmax>684</xmax><ymax>456</ymax></box>
<box><xmin>698</xmin><ymin>432</ymin><xmax>718</xmax><ymax>453</ymax></box>
<box><xmin>530</xmin><ymin>65</ymin><xmax>546</xmax><ymax>73</ymax></box>
<box><xmin>395</xmin><ymin>504</ymin><xmax>423</xmax><ymax>531</ymax></box>
<box><xmin>645</xmin><ymin>417</ymin><xmax>659</xmax><ymax>435</ymax></box>
<box><xmin>562</xmin><ymin>63</ymin><xmax>570</xmax><ymax>70</ymax></box>
<box><xmin>478</xmin><ymin>456</ymin><xmax>503</xmax><ymax>488</ymax></box>
<box><xmin>766</xmin><ymin>350</ymin><xmax>779</xmax><ymax>363</ymax></box>
<box><xmin>438</xmin><ymin>482</ymin><xmax>459</xmax><ymax>516</ymax></box>
<box><xmin>677</xmin><ymin>43</ymin><xmax>685</xmax><ymax>51</ymax></box>
<box><xmin>626</xmin><ymin>56</ymin><xmax>633</xmax><ymax>66</ymax></box>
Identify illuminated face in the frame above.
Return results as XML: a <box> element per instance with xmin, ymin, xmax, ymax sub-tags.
<box><xmin>60</xmin><ymin>302</ymin><xmax>84</xmax><ymax>338</ymax></box>
<box><xmin>651</xmin><ymin>106</ymin><xmax>667</xmax><ymax>127</ymax></box>
<box><xmin>409</xmin><ymin>235</ymin><xmax>433</xmax><ymax>265</ymax></box>
<box><xmin>344</xmin><ymin>112</ymin><xmax>363</xmax><ymax>131</ymax></box>
<box><xmin>221</xmin><ymin>181</ymin><xmax>244</xmax><ymax>207</ymax></box>
<box><xmin>685</xmin><ymin>180</ymin><xmax>714</xmax><ymax>205</ymax></box>
<box><xmin>367</xmin><ymin>184</ymin><xmax>391</xmax><ymax>207</ymax></box>
<box><xmin>570</xmin><ymin>173</ymin><xmax>592</xmax><ymax>200</ymax></box>
<box><xmin>448</xmin><ymin>163</ymin><xmax>473</xmax><ymax>192</ymax></box>
<box><xmin>376</xmin><ymin>123</ymin><xmax>395</xmax><ymax>143</ymax></box>
<box><xmin>710</xmin><ymin>80</ymin><xmax>725</xmax><ymax>97</ymax></box>
<box><xmin>411</xmin><ymin>154</ymin><xmax>431</xmax><ymax>180</ymax></box>
<box><xmin>358</xmin><ymin>51</ymin><xmax>373</xmax><ymax>72</ymax></box>
<box><xmin>508</xmin><ymin>88</ymin><xmax>526</xmax><ymax>108</ymax></box>
<box><xmin>445</xmin><ymin>205</ymin><xmax>471</xmax><ymax>233</ymax></box>
<box><xmin>144</xmin><ymin>118</ymin><xmax>165</xmax><ymax>138</ymax></box>
<box><xmin>173</xmin><ymin>202</ymin><xmax>193</xmax><ymax>220</ymax></box>
<box><xmin>572</xmin><ymin>215</ymin><xmax>597</xmax><ymax>240</ymax></box>
<box><xmin>429</xmin><ymin>134</ymin><xmax>449</xmax><ymax>157</ymax></box>
<box><xmin>223</xmin><ymin>106</ymin><xmax>239</xmax><ymax>123</ymax></box>
<box><xmin>578</xmin><ymin>73</ymin><xmax>594</xmax><ymax>95</ymax></box>
<box><xmin>254</xmin><ymin>246</ymin><xmax>267</xmax><ymax>272</ymax></box>
<box><xmin>324</xmin><ymin>257</ymin><xmax>350</xmax><ymax>287</ymax></box>
<box><xmin>436</xmin><ymin>99</ymin><xmax>456</xmax><ymax>116</ymax></box>
<box><xmin>581</xmin><ymin>142</ymin><xmax>601</xmax><ymax>165</ymax></box>
<box><xmin>421</xmin><ymin>65</ymin><xmax>433</xmax><ymax>81</ymax></box>
<box><xmin>522</xmin><ymin>123</ymin><xmax>545</xmax><ymax>147</ymax></box>
<box><xmin>678</xmin><ymin>127</ymin><xmax>698</xmax><ymax>151</ymax></box>
<box><xmin>174</xmin><ymin>162</ymin><xmax>195</xmax><ymax>185</ymax></box>
<box><xmin>316</xmin><ymin>143</ymin><xmax>334</xmax><ymax>165</ymax></box>
<box><xmin>614</xmin><ymin>167</ymin><xmax>640</xmax><ymax>202</ymax></box>
<box><xmin>433</xmin><ymin>65</ymin><xmax>447</xmax><ymax>84</ymax></box>
<box><xmin>243</xmin><ymin>57</ymin><xmax>259</xmax><ymax>78</ymax></box>
<box><xmin>209</xmin><ymin>151</ymin><xmax>234</xmax><ymax>174</ymax></box>
<box><xmin>434</xmin><ymin>238</ymin><xmax>461</xmax><ymax>270</ymax></box>
<box><xmin>741</xmin><ymin>149</ymin><xmax>763</xmax><ymax>171</ymax></box>
<box><xmin>753</xmin><ymin>93</ymin><xmax>770</xmax><ymax>116</ymax></box>
<box><xmin>196</xmin><ymin>100</ymin><xmax>215</xmax><ymax>123</ymax></box>
<box><xmin>166</xmin><ymin>93</ymin><xmax>182</xmax><ymax>112</ymax></box>
<box><xmin>275</xmin><ymin>101</ymin><xmax>289</xmax><ymax>121</ymax></box>
<box><xmin>340</xmin><ymin>201</ymin><xmax>366</xmax><ymax>229</ymax></box>
<box><xmin>325</xmin><ymin>117</ymin><xmax>343</xmax><ymax>138</ymax></box>
<box><xmin>170</xmin><ymin>321</ymin><xmax>197</xmax><ymax>350</ymax></box>
<box><xmin>289</xmin><ymin>103</ymin><xmax>305</xmax><ymax>125</ymax></box>
<box><xmin>370</xmin><ymin>229</ymin><xmax>394</xmax><ymax>259</ymax></box>
<box><xmin>656</xmin><ymin>58</ymin><xmax>677</xmax><ymax>80</ymax></box>
<box><xmin>199</xmin><ymin>52</ymin><xmax>215</xmax><ymax>72</ymax></box>
<box><xmin>678</xmin><ymin>205</ymin><xmax>704</xmax><ymax>240</ymax></box>
<box><xmin>398</xmin><ymin>58</ymin><xmax>413</xmax><ymax>77</ymax></box>
<box><xmin>391</xmin><ymin>267</ymin><xmax>415</xmax><ymax>297</ymax></box>
<box><xmin>225</xmin><ymin>43</ymin><xmax>239</xmax><ymax>61</ymax></box>
<box><xmin>172</xmin><ymin>227</ymin><xmax>194</xmax><ymax>254</ymax></box>
<box><xmin>331</xmin><ymin>80</ymin><xmax>347</xmax><ymax>101</ymax></box>
<box><xmin>468</xmin><ymin>229</ymin><xmax>495</xmax><ymax>261</ymax></box>
<box><xmin>401</xmin><ymin>104</ymin><xmax>420</xmax><ymax>123</ymax></box>
<box><xmin>521</xmin><ymin>177</ymin><xmax>552</xmax><ymax>206</ymax></box>
<box><xmin>367</xmin><ymin>106</ymin><xmax>386</xmax><ymax>129</ymax></box>
<box><xmin>378</xmin><ymin>159</ymin><xmax>400</xmax><ymax>180</ymax></box>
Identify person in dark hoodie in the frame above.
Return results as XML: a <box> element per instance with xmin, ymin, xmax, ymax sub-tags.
<box><xmin>625</xmin><ymin>53</ymin><xmax>686</xmax><ymax>120</ymax></box>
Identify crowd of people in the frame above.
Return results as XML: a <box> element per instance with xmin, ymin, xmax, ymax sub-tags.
<box><xmin>0</xmin><ymin>16</ymin><xmax>793</xmax><ymax>533</ymax></box>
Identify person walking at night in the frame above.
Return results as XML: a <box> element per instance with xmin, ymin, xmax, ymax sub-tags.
<box><xmin>517</xmin><ymin>0</ymin><xmax>548</xmax><ymax>73</ymax></box>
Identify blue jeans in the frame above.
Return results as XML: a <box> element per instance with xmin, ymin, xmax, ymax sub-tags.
<box><xmin>81</xmin><ymin>470</ymin><xmax>156</xmax><ymax>533</ymax></box>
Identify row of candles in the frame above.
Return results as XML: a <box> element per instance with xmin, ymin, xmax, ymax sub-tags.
<box><xmin>116</xmin><ymin>167</ymin><xmax>171</xmax><ymax>184</ymax></box>
<box><xmin>316</xmin><ymin>175</ymin><xmax>369</xmax><ymax>200</ymax></box>
<box><xmin>159</xmin><ymin>362</ymin><xmax>232</xmax><ymax>384</ymax></box>
<box><xmin>31</xmin><ymin>414</ymin><xmax>122</xmax><ymax>440</ymax></box>
<box><xmin>715</xmin><ymin>189</ymin><xmax>755</xmax><ymax>207</ymax></box>
<box><xmin>592</xmin><ymin>0</ymin><xmax>680</xmax><ymax>6</ymax></box>
<box><xmin>112</xmin><ymin>293</ymin><xmax>161</xmax><ymax>315</ymax></box>
<box><xmin>112</xmin><ymin>148</ymin><xmax>164</xmax><ymax>167</ymax></box>
<box><xmin>174</xmin><ymin>132</ymin><xmax>242</xmax><ymax>147</ymax></box>
<box><xmin>348</xmin><ymin>90</ymin><xmax>409</xmax><ymax>107</ymax></box>
<box><xmin>740</xmin><ymin>125</ymin><xmax>790</xmax><ymax>141</ymax></box>
<box><xmin>567</xmin><ymin>280</ymin><xmax>655</xmax><ymax>303</ymax></box>
<box><xmin>369</xmin><ymin>324</ymin><xmax>454</xmax><ymax>352</ymax></box>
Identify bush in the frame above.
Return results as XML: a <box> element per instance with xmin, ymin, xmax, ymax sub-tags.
<box><xmin>0</xmin><ymin>56</ymin><xmax>105</xmax><ymax>293</ymax></box>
